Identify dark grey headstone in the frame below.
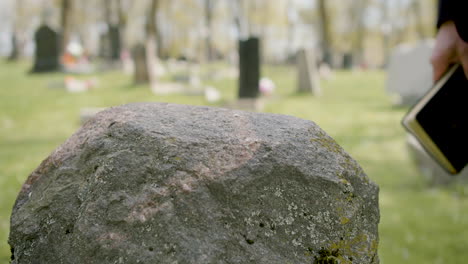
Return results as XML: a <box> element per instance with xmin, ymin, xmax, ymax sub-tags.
<box><xmin>31</xmin><ymin>25</ymin><xmax>60</xmax><ymax>73</ymax></box>
<box><xmin>238</xmin><ymin>37</ymin><xmax>260</xmax><ymax>99</ymax></box>
<box><xmin>99</xmin><ymin>26</ymin><xmax>121</xmax><ymax>61</ymax></box>
<box><xmin>108</xmin><ymin>26</ymin><xmax>121</xmax><ymax>61</ymax></box>
<box><xmin>342</xmin><ymin>53</ymin><xmax>353</xmax><ymax>70</ymax></box>
<box><xmin>9</xmin><ymin>103</ymin><xmax>380</xmax><ymax>264</ymax></box>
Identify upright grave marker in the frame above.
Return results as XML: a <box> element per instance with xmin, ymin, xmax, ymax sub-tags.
<box><xmin>238</xmin><ymin>37</ymin><xmax>260</xmax><ymax>99</ymax></box>
<box><xmin>386</xmin><ymin>40</ymin><xmax>434</xmax><ymax>106</ymax></box>
<box><xmin>108</xmin><ymin>26</ymin><xmax>121</xmax><ymax>61</ymax></box>
<box><xmin>342</xmin><ymin>53</ymin><xmax>353</xmax><ymax>70</ymax></box>
<box><xmin>99</xmin><ymin>26</ymin><xmax>121</xmax><ymax>62</ymax></box>
<box><xmin>31</xmin><ymin>25</ymin><xmax>60</xmax><ymax>73</ymax></box>
<box><xmin>297</xmin><ymin>48</ymin><xmax>321</xmax><ymax>95</ymax></box>
<box><xmin>132</xmin><ymin>43</ymin><xmax>149</xmax><ymax>84</ymax></box>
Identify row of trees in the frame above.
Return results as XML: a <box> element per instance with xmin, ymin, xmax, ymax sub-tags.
<box><xmin>5</xmin><ymin>0</ymin><xmax>437</xmax><ymax>67</ymax></box>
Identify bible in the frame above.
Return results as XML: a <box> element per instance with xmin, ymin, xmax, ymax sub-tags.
<box><xmin>402</xmin><ymin>64</ymin><xmax>468</xmax><ymax>174</ymax></box>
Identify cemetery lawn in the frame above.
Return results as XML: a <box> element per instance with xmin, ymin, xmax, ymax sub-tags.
<box><xmin>1</xmin><ymin>60</ymin><xmax>468</xmax><ymax>264</ymax></box>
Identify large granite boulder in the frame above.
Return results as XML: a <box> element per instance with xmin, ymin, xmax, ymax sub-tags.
<box><xmin>9</xmin><ymin>103</ymin><xmax>379</xmax><ymax>264</ymax></box>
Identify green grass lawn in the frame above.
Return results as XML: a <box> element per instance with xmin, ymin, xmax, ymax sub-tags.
<box><xmin>1</xmin><ymin>60</ymin><xmax>467</xmax><ymax>263</ymax></box>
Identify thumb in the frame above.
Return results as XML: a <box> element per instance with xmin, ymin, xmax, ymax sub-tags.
<box><xmin>457</xmin><ymin>45</ymin><xmax>468</xmax><ymax>80</ymax></box>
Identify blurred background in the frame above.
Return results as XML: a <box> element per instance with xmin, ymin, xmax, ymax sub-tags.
<box><xmin>0</xmin><ymin>0</ymin><xmax>467</xmax><ymax>263</ymax></box>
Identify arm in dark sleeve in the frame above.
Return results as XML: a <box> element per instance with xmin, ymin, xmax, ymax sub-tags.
<box><xmin>438</xmin><ymin>0</ymin><xmax>468</xmax><ymax>42</ymax></box>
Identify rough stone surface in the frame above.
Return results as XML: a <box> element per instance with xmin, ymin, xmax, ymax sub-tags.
<box><xmin>9</xmin><ymin>103</ymin><xmax>379</xmax><ymax>264</ymax></box>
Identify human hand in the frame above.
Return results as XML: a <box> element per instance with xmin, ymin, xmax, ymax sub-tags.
<box><xmin>431</xmin><ymin>21</ymin><xmax>468</xmax><ymax>82</ymax></box>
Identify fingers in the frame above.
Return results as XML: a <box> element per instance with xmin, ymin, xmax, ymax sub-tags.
<box><xmin>431</xmin><ymin>50</ymin><xmax>453</xmax><ymax>82</ymax></box>
<box><xmin>457</xmin><ymin>43</ymin><xmax>468</xmax><ymax>80</ymax></box>
<box><xmin>431</xmin><ymin>21</ymin><xmax>457</xmax><ymax>82</ymax></box>
<box><xmin>460</xmin><ymin>56</ymin><xmax>468</xmax><ymax>80</ymax></box>
<box><xmin>431</xmin><ymin>20</ymin><xmax>468</xmax><ymax>81</ymax></box>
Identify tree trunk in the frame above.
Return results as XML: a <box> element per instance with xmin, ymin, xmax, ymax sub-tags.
<box><xmin>351</xmin><ymin>0</ymin><xmax>368</xmax><ymax>67</ymax></box>
<box><xmin>60</xmin><ymin>0</ymin><xmax>73</xmax><ymax>55</ymax></box>
<box><xmin>103</xmin><ymin>0</ymin><xmax>121</xmax><ymax>61</ymax></box>
<box><xmin>147</xmin><ymin>0</ymin><xmax>159</xmax><ymax>49</ymax></box>
<box><xmin>147</xmin><ymin>0</ymin><xmax>159</xmax><ymax>51</ymax></box>
<box><xmin>392</xmin><ymin>0</ymin><xmax>411</xmax><ymax>45</ymax></box>
<box><xmin>204</xmin><ymin>0</ymin><xmax>214</xmax><ymax>61</ymax></box>
<box><xmin>286</xmin><ymin>0</ymin><xmax>297</xmax><ymax>60</ymax></box>
<box><xmin>412</xmin><ymin>0</ymin><xmax>425</xmax><ymax>39</ymax></box>
<box><xmin>116</xmin><ymin>0</ymin><xmax>127</xmax><ymax>28</ymax></box>
<box><xmin>156</xmin><ymin>27</ymin><xmax>165</xmax><ymax>59</ymax></box>
<box><xmin>146</xmin><ymin>0</ymin><xmax>159</xmax><ymax>91</ymax></box>
<box><xmin>104</xmin><ymin>0</ymin><xmax>112</xmax><ymax>25</ymax></box>
<box><xmin>8</xmin><ymin>30</ymin><xmax>19</xmax><ymax>61</ymax></box>
<box><xmin>317</xmin><ymin>0</ymin><xmax>332</xmax><ymax>66</ymax></box>
<box><xmin>233</xmin><ymin>0</ymin><xmax>248</xmax><ymax>39</ymax></box>
<box><xmin>381</xmin><ymin>0</ymin><xmax>391</xmax><ymax>66</ymax></box>
<box><xmin>8</xmin><ymin>0</ymin><xmax>23</xmax><ymax>61</ymax></box>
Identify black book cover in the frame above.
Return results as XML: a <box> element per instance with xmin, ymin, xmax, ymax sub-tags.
<box><xmin>403</xmin><ymin>65</ymin><xmax>468</xmax><ymax>174</ymax></box>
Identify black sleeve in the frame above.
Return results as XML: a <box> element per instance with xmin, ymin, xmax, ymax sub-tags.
<box><xmin>438</xmin><ymin>0</ymin><xmax>468</xmax><ymax>42</ymax></box>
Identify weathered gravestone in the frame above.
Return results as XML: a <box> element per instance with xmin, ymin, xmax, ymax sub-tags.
<box><xmin>238</xmin><ymin>37</ymin><xmax>260</xmax><ymax>99</ymax></box>
<box><xmin>99</xmin><ymin>26</ymin><xmax>121</xmax><ymax>61</ymax></box>
<box><xmin>32</xmin><ymin>25</ymin><xmax>60</xmax><ymax>73</ymax></box>
<box><xmin>386</xmin><ymin>40</ymin><xmax>434</xmax><ymax>106</ymax></box>
<box><xmin>132</xmin><ymin>43</ymin><xmax>149</xmax><ymax>84</ymax></box>
<box><xmin>9</xmin><ymin>103</ymin><xmax>380</xmax><ymax>264</ymax></box>
<box><xmin>407</xmin><ymin>135</ymin><xmax>468</xmax><ymax>185</ymax></box>
<box><xmin>297</xmin><ymin>48</ymin><xmax>321</xmax><ymax>95</ymax></box>
<box><xmin>342</xmin><ymin>53</ymin><xmax>353</xmax><ymax>70</ymax></box>
<box><xmin>108</xmin><ymin>26</ymin><xmax>121</xmax><ymax>61</ymax></box>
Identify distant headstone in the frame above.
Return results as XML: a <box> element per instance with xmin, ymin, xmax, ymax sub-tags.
<box><xmin>297</xmin><ymin>48</ymin><xmax>321</xmax><ymax>95</ymax></box>
<box><xmin>108</xmin><ymin>26</ymin><xmax>121</xmax><ymax>61</ymax></box>
<box><xmin>342</xmin><ymin>53</ymin><xmax>353</xmax><ymax>70</ymax></box>
<box><xmin>32</xmin><ymin>25</ymin><xmax>60</xmax><ymax>73</ymax></box>
<box><xmin>132</xmin><ymin>43</ymin><xmax>149</xmax><ymax>84</ymax></box>
<box><xmin>9</xmin><ymin>103</ymin><xmax>380</xmax><ymax>263</ymax></box>
<box><xmin>386</xmin><ymin>40</ymin><xmax>434</xmax><ymax>106</ymax></box>
<box><xmin>238</xmin><ymin>37</ymin><xmax>260</xmax><ymax>98</ymax></box>
<box><xmin>99</xmin><ymin>26</ymin><xmax>121</xmax><ymax>61</ymax></box>
<box><xmin>407</xmin><ymin>134</ymin><xmax>468</xmax><ymax>185</ymax></box>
